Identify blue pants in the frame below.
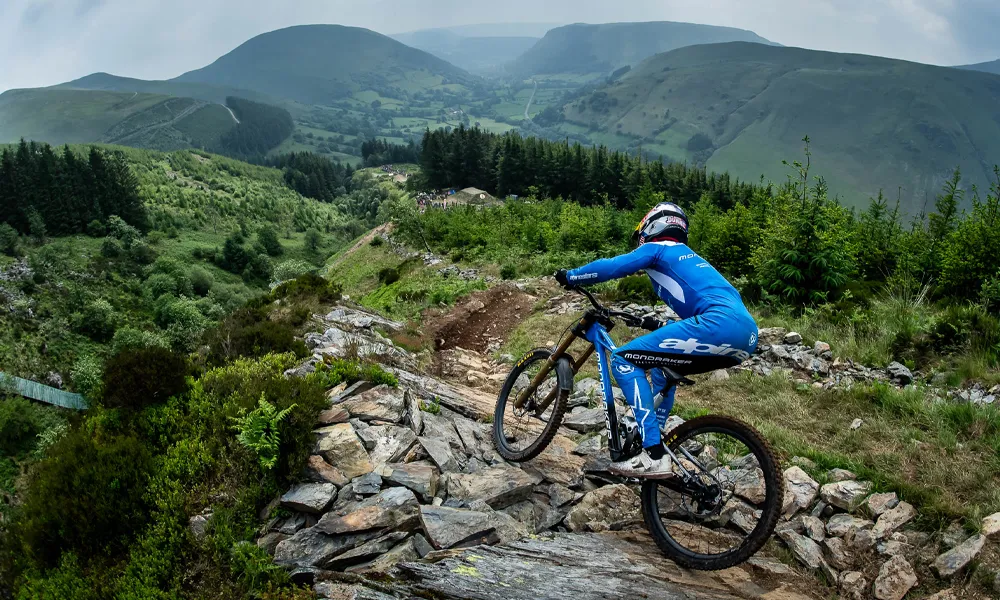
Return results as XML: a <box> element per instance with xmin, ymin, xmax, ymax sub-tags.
<box><xmin>611</xmin><ymin>309</ymin><xmax>758</xmax><ymax>449</ymax></box>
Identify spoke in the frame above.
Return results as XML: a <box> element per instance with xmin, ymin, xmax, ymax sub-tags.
<box><xmin>652</xmin><ymin>428</ymin><xmax>766</xmax><ymax>558</ymax></box>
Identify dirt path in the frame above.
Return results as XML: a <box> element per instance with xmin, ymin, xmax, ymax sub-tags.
<box><xmin>326</xmin><ymin>223</ymin><xmax>393</xmax><ymax>272</ymax></box>
<box><xmin>425</xmin><ymin>285</ymin><xmax>536</xmax><ymax>353</ymax></box>
<box><xmin>524</xmin><ymin>78</ymin><xmax>537</xmax><ymax>120</ymax></box>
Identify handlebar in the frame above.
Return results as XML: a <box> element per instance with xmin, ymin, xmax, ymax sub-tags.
<box><xmin>571</xmin><ymin>286</ymin><xmax>644</xmax><ymax>328</ymax></box>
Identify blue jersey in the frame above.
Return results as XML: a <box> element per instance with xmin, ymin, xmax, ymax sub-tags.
<box><xmin>566</xmin><ymin>241</ymin><xmax>750</xmax><ymax>321</ymax></box>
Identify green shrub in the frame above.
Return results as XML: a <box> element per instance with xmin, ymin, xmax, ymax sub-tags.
<box><xmin>110</xmin><ymin>327</ymin><xmax>169</xmax><ymax>354</ymax></box>
<box><xmin>86</xmin><ymin>220</ymin><xmax>106</xmax><ymax>238</ymax></box>
<box><xmin>209</xmin><ymin>319</ymin><xmax>306</xmax><ymax>365</ymax></box>
<box><xmin>14</xmin><ymin>553</ymin><xmax>95</xmax><ymax>600</ymax></box>
<box><xmin>189</xmin><ymin>267</ymin><xmax>214</xmax><ymax>297</ymax></box>
<box><xmin>500</xmin><ymin>264</ymin><xmax>517</xmax><ymax>280</ymax></box>
<box><xmin>257</xmin><ymin>226</ymin><xmax>284</xmax><ymax>257</ymax></box>
<box><xmin>310</xmin><ymin>359</ymin><xmax>398</xmax><ymax>389</ymax></box>
<box><xmin>369</xmin><ymin>236</ymin><xmax>384</xmax><ymax>247</ymax></box>
<box><xmin>0</xmin><ymin>223</ymin><xmax>18</xmax><ymax>256</ymax></box>
<box><xmin>70</xmin><ymin>354</ymin><xmax>104</xmax><ymax>398</ymax></box>
<box><xmin>304</xmin><ymin>228</ymin><xmax>322</xmax><ymax>253</ymax></box>
<box><xmin>154</xmin><ymin>296</ymin><xmax>209</xmax><ymax>352</ymax></box>
<box><xmin>100</xmin><ymin>347</ymin><xmax>189</xmax><ymax>411</ymax></box>
<box><xmin>378</xmin><ymin>267</ymin><xmax>400</xmax><ymax>285</ymax></box>
<box><xmin>14</xmin><ymin>430</ymin><xmax>153</xmax><ymax>568</ymax></box>
<box><xmin>242</xmin><ymin>253</ymin><xmax>273</xmax><ymax>284</ymax></box>
<box><xmin>271</xmin><ymin>273</ymin><xmax>341</xmax><ymax>304</ymax></box>
<box><xmin>0</xmin><ymin>396</ymin><xmax>65</xmax><ymax>458</ymax></box>
<box><xmin>145</xmin><ymin>273</ymin><xmax>180</xmax><ymax>299</ymax></box>
<box><xmin>615</xmin><ymin>275</ymin><xmax>658</xmax><ymax>304</ymax></box>
<box><xmin>272</xmin><ymin>260</ymin><xmax>314</xmax><ymax>284</ymax></box>
<box><xmin>938</xmin><ymin>171</ymin><xmax>1000</xmax><ymax>299</ymax></box>
<box><xmin>73</xmin><ymin>299</ymin><xmax>118</xmax><ymax>342</ymax></box>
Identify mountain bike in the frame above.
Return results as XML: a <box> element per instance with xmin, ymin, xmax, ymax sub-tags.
<box><xmin>491</xmin><ymin>287</ymin><xmax>781</xmax><ymax>570</ymax></box>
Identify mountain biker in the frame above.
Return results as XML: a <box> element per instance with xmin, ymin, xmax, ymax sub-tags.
<box><xmin>555</xmin><ymin>202</ymin><xmax>758</xmax><ymax>478</ymax></box>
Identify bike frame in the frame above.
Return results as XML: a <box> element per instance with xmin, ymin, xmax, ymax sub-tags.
<box><xmin>511</xmin><ymin>294</ymin><xmax>629</xmax><ymax>457</ymax></box>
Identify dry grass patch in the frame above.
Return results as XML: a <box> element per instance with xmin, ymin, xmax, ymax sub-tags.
<box><xmin>677</xmin><ymin>372</ymin><xmax>1000</xmax><ymax>526</ymax></box>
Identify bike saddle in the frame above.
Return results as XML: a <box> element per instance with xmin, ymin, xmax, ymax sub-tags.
<box><xmin>662</xmin><ymin>367</ymin><xmax>696</xmax><ymax>386</ymax></box>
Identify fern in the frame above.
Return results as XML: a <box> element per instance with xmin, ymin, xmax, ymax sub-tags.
<box><xmin>232</xmin><ymin>395</ymin><xmax>296</xmax><ymax>470</ymax></box>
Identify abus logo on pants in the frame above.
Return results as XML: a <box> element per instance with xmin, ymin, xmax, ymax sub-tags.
<box><xmin>616</xmin><ymin>364</ymin><xmax>635</xmax><ymax>374</ymax></box>
<box><xmin>658</xmin><ymin>338</ymin><xmax>751</xmax><ymax>362</ymax></box>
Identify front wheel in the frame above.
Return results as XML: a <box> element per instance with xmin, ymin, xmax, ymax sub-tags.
<box><xmin>492</xmin><ymin>348</ymin><xmax>571</xmax><ymax>462</ymax></box>
<box><xmin>641</xmin><ymin>415</ymin><xmax>782</xmax><ymax>570</ymax></box>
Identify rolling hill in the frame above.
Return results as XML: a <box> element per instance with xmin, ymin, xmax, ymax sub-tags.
<box><xmin>173</xmin><ymin>24</ymin><xmax>479</xmax><ymax>105</ymax></box>
<box><xmin>508</xmin><ymin>21</ymin><xmax>775</xmax><ymax>77</ymax></box>
<box><xmin>956</xmin><ymin>59</ymin><xmax>1000</xmax><ymax>76</ymax></box>
<box><xmin>58</xmin><ymin>72</ymin><xmax>276</xmax><ymax>105</ymax></box>
<box><xmin>390</xmin><ymin>29</ymin><xmax>538</xmax><ymax>74</ymax></box>
<box><xmin>558</xmin><ymin>42</ymin><xmax>1000</xmax><ymax>212</ymax></box>
<box><xmin>0</xmin><ymin>88</ymin><xmax>237</xmax><ymax>150</ymax></box>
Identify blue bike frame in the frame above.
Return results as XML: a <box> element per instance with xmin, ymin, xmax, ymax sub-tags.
<box><xmin>582</xmin><ymin>319</ymin><xmax>626</xmax><ymax>455</ymax></box>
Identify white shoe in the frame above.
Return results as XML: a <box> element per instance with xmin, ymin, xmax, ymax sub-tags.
<box><xmin>608</xmin><ymin>451</ymin><xmax>675</xmax><ymax>479</ymax></box>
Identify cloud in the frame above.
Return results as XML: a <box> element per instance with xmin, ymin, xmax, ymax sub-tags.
<box><xmin>1</xmin><ymin>0</ymin><xmax>998</xmax><ymax>93</ymax></box>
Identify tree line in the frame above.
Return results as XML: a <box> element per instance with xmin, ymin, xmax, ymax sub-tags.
<box><xmin>0</xmin><ymin>140</ymin><xmax>147</xmax><ymax>238</ymax></box>
<box><xmin>360</xmin><ymin>139</ymin><xmax>420</xmax><ymax>167</ymax></box>
<box><xmin>216</xmin><ymin>97</ymin><xmax>295</xmax><ymax>161</ymax></box>
<box><xmin>417</xmin><ymin>125</ymin><xmax>760</xmax><ymax>209</ymax></box>
<box><xmin>265</xmin><ymin>152</ymin><xmax>355</xmax><ymax>203</ymax></box>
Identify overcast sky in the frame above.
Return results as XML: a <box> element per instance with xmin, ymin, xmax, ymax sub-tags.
<box><xmin>2</xmin><ymin>0</ymin><xmax>1000</xmax><ymax>93</ymax></box>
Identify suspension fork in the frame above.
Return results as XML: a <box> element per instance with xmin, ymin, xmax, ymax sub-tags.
<box><xmin>512</xmin><ymin>321</ymin><xmax>595</xmax><ymax>410</ymax></box>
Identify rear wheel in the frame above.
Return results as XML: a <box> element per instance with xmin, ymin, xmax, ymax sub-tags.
<box><xmin>640</xmin><ymin>415</ymin><xmax>782</xmax><ymax>570</ymax></box>
<box><xmin>492</xmin><ymin>348</ymin><xmax>571</xmax><ymax>462</ymax></box>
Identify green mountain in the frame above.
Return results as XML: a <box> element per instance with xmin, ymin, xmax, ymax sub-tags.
<box><xmin>956</xmin><ymin>59</ymin><xmax>1000</xmax><ymax>75</ymax></box>
<box><xmin>557</xmin><ymin>42</ymin><xmax>1000</xmax><ymax>212</ymax></box>
<box><xmin>390</xmin><ymin>29</ymin><xmax>539</xmax><ymax>74</ymax></box>
<box><xmin>173</xmin><ymin>24</ymin><xmax>478</xmax><ymax>105</ymax></box>
<box><xmin>0</xmin><ymin>88</ymin><xmax>237</xmax><ymax>150</ymax></box>
<box><xmin>508</xmin><ymin>21</ymin><xmax>775</xmax><ymax>76</ymax></box>
<box><xmin>58</xmin><ymin>72</ymin><xmax>276</xmax><ymax>104</ymax></box>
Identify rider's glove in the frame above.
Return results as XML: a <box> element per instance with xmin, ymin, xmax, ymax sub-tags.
<box><xmin>640</xmin><ymin>316</ymin><xmax>664</xmax><ymax>331</ymax></box>
<box><xmin>554</xmin><ymin>269</ymin><xmax>571</xmax><ymax>289</ymax></box>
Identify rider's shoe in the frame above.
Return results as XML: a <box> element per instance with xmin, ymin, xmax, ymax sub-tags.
<box><xmin>608</xmin><ymin>451</ymin><xmax>676</xmax><ymax>479</ymax></box>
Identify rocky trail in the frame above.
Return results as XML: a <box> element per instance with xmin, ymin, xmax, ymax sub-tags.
<box><xmin>241</xmin><ymin>289</ymin><xmax>1000</xmax><ymax>599</ymax></box>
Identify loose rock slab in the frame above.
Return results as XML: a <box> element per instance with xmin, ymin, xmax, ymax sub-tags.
<box><xmin>393</xmin><ymin>532</ymin><xmax>745</xmax><ymax>600</ymax></box>
<box><xmin>280</xmin><ymin>483</ymin><xmax>337</xmax><ymax>514</ymax></box>
<box><xmin>564</xmin><ymin>484</ymin><xmax>640</xmax><ymax>532</ymax></box>
<box><xmin>314</xmin><ymin>424</ymin><xmax>373</xmax><ymax>479</ymax></box>
<box><xmin>446</xmin><ymin>466</ymin><xmax>541</xmax><ymax>509</ymax></box>
<box><xmin>873</xmin><ymin>555</ymin><xmax>917</xmax><ymax>600</ymax></box>
<box><xmin>419</xmin><ymin>505</ymin><xmax>498</xmax><ymax>549</ymax></box>
<box><xmin>782</xmin><ymin>466</ymin><xmax>819</xmax><ymax>517</ymax></box>
<box><xmin>819</xmin><ymin>480</ymin><xmax>871</xmax><ymax>510</ymax></box>
<box><xmin>932</xmin><ymin>534</ymin><xmax>985</xmax><ymax>578</ymax></box>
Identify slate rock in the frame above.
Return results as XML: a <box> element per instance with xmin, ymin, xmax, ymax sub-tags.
<box><xmin>564</xmin><ymin>484</ymin><xmax>639</xmax><ymax>532</ymax></box>
<box><xmin>782</xmin><ymin>466</ymin><xmax>820</xmax><ymax>517</ymax></box>
<box><xmin>378</xmin><ymin>461</ymin><xmax>439</xmax><ymax>501</ymax></box>
<box><xmin>777</xmin><ymin>529</ymin><xmax>825</xmax><ymax>570</ymax></box>
<box><xmin>563</xmin><ymin>408</ymin><xmax>605</xmax><ymax>433</ymax></box>
<box><xmin>826</xmin><ymin>513</ymin><xmax>874</xmax><ymax>537</ymax></box>
<box><xmin>820</xmin><ymin>480</ymin><xmax>871</xmax><ymax>510</ymax></box>
<box><xmin>303</xmin><ymin>455</ymin><xmax>350</xmax><ymax>487</ymax></box>
<box><xmin>572</xmin><ymin>435</ymin><xmax>603</xmax><ymax>456</ymax></box>
<box><xmin>352</xmin><ymin>472</ymin><xmax>383</xmax><ymax>496</ymax></box>
<box><xmin>339</xmin><ymin>385</ymin><xmax>406</xmax><ymax>423</ymax></box>
<box><xmin>419</xmin><ymin>505</ymin><xmax>499</xmax><ymax>549</ymax></box>
<box><xmin>864</xmin><ymin>492</ymin><xmax>899</xmax><ymax>516</ymax></box>
<box><xmin>280</xmin><ymin>483</ymin><xmax>337</xmax><ymax>514</ymax></box>
<box><xmin>357</xmin><ymin>424</ymin><xmax>417</xmax><ymax>469</ymax></box>
<box><xmin>446</xmin><ymin>466</ymin><xmax>541</xmax><ymax>509</ymax></box>
<box><xmin>886</xmin><ymin>362</ymin><xmax>913</xmax><ymax>385</ymax></box>
<box><xmin>313</xmin><ymin>423</ymin><xmax>373</xmax><ymax>479</ymax></box>
<box><xmin>873</xmin><ymin>555</ymin><xmax>917</xmax><ymax>600</ymax></box>
<box><xmin>419</xmin><ymin>436</ymin><xmax>463</xmax><ymax>472</ymax></box>
<box><xmin>826</xmin><ymin>468</ymin><xmax>857</xmax><ymax>482</ymax></box>
<box><xmin>871</xmin><ymin>501</ymin><xmax>916</xmax><ymax>539</ymax></box>
<box><xmin>932</xmin><ymin>534</ymin><xmax>986</xmax><ymax>578</ymax></box>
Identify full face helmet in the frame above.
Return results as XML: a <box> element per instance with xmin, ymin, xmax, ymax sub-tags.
<box><xmin>632</xmin><ymin>202</ymin><xmax>689</xmax><ymax>247</ymax></box>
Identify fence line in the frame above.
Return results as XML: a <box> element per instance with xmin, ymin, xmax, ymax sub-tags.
<box><xmin>1</xmin><ymin>373</ymin><xmax>88</xmax><ymax>410</ymax></box>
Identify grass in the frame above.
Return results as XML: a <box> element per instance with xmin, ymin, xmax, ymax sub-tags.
<box><xmin>324</xmin><ymin>239</ymin><xmax>487</xmax><ymax>322</ymax></box>
<box><xmin>679</xmin><ymin>372</ymin><xmax>1000</xmax><ymax>526</ymax></box>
